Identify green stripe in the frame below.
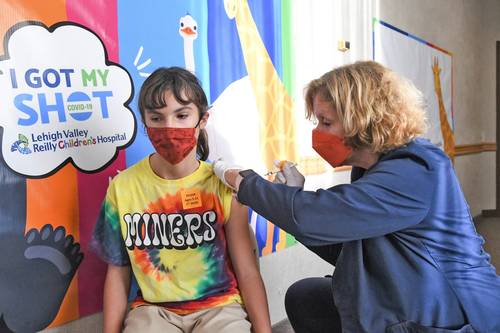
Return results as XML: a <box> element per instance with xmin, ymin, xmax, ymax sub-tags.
<box><xmin>281</xmin><ymin>0</ymin><xmax>294</xmax><ymax>98</ymax></box>
<box><xmin>282</xmin><ymin>0</ymin><xmax>296</xmax><ymax>248</ymax></box>
<box><xmin>286</xmin><ymin>233</ymin><xmax>297</xmax><ymax>247</ymax></box>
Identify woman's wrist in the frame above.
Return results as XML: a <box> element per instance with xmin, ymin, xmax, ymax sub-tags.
<box><xmin>233</xmin><ymin>169</ymin><xmax>253</xmax><ymax>192</ymax></box>
<box><xmin>224</xmin><ymin>169</ymin><xmax>241</xmax><ymax>191</ymax></box>
<box><xmin>234</xmin><ymin>174</ymin><xmax>244</xmax><ymax>191</ymax></box>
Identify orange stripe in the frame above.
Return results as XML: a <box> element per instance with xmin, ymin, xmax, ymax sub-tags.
<box><xmin>0</xmin><ymin>0</ymin><xmax>80</xmax><ymax>326</ymax></box>
<box><xmin>0</xmin><ymin>0</ymin><xmax>67</xmax><ymax>37</ymax></box>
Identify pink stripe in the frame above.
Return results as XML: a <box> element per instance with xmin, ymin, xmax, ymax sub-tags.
<box><xmin>76</xmin><ymin>155</ymin><xmax>125</xmax><ymax>316</ymax></box>
<box><xmin>66</xmin><ymin>0</ymin><xmax>125</xmax><ymax>316</ymax></box>
<box><xmin>67</xmin><ymin>0</ymin><xmax>119</xmax><ymax>61</ymax></box>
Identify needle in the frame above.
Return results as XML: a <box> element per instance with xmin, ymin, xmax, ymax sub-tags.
<box><xmin>263</xmin><ymin>163</ymin><xmax>298</xmax><ymax>176</ymax></box>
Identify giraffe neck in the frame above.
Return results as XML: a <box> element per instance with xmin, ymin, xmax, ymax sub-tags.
<box><xmin>232</xmin><ymin>0</ymin><xmax>297</xmax><ymax>166</ymax></box>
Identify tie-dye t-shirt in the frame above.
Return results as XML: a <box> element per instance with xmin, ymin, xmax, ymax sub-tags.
<box><xmin>91</xmin><ymin>157</ymin><xmax>242</xmax><ymax>314</ymax></box>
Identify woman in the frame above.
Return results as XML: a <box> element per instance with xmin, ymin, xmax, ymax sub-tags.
<box><xmin>215</xmin><ymin>61</ymin><xmax>500</xmax><ymax>333</ymax></box>
<box><xmin>92</xmin><ymin>67</ymin><xmax>271</xmax><ymax>333</ymax></box>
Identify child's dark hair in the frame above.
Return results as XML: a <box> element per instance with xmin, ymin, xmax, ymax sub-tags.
<box><xmin>138</xmin><ymin>67</ymin><xmax>209</xmax><ymax>160</ymax></box>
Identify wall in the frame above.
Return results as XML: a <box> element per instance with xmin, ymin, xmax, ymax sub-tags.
<box><xmin>377</xmin><ymin>0</ymin><xmax>497</xmax><ymax>215</ymax></box>
<box><xmin>40</xmin><ymin>1</ymin><xmax>498</xmax><ymax>331</ymax></box>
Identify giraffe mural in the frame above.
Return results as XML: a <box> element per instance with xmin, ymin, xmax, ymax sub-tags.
<box><xmin>224</xmin><ymin>0</ymin><xmax>297</xmax><ymax>254</ymax></box>
<box><xmin>432</xmin><ymin>57</ymin><xmax>455</xmax><ymax>161</ymax></box>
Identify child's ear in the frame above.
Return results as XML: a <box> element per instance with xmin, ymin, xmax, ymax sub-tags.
<box><xmin>199</xmin><ymin>111</ymin><xmax>210</xmax><ymax>129</ymax></box>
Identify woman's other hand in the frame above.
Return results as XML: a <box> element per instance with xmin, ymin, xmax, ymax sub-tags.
<box><xmin>273</xmin><ymin>160</ymin><xmax>305</xmax><ymax>188</ymax></box>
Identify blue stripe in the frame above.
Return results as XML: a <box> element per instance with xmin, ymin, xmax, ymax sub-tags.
<box><xmin>378</xmin><ymin>20</ymin><xmax>409</xmax><ymax>37</ymax></box>
<box><xmin>377</xmin><ymin>19</ymin><xmax>429</xmax><ymax>48</ymax></box>
<box><xmin>118</xmin><ymin>0</ymin><xmax>209</xmax><ymax>166</ymax></box>
<box><xmin>207</xmin><ymin>1</ymin><xmax>247</xmax><ymax>102</ymax></box>
<box><xmin>272</xmin><ymin>224</ymin><xmax>280</xmax><ymax>253</ymax></box>
<box><xmin>255</xmin><ymin>212</ymin><xmax>268</xmax><ymax>256</ymax></box>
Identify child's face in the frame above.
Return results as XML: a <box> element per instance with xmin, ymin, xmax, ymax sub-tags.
<box><xmin>144</xmin><ymin>90</ymin><xmax>206</xmax><ymax>130</ymax></box>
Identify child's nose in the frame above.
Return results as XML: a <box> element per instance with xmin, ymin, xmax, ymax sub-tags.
<box><xmin>163</xmin><ymin>118</ymin><xmax>175</xmax><ymax>127</ymax></box>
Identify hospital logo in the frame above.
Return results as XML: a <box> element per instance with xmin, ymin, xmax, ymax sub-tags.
<box><xmin>10</xmin><ymin>133</ymin><xmax>32</xmax><ymax>155</ymax></box>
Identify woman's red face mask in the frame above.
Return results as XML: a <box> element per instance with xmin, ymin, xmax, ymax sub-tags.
<box><xmin>312</xmin><ymin>129</ymin><xmax>352</xmax><ymax>167</ymax></box>
<box><xmin>311</xmin><ymin>94</ymin><xmax>352</xmax><ymax>167</ymax></box>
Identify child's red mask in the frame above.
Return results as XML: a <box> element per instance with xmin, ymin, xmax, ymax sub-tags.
<box><xmin>312</xmin><ymin>128</ymin><xmax>352</xmax><ymax>167</ymax></box>
<box><xmin>146</xmin><ymin>127</ymin><xmax>197</xmax><ymax>165</ymax></box>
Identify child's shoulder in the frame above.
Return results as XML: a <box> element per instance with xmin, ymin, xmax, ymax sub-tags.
<box><xmin>199</xmin><ymin>160</ymin><xmax>227</xmax><ymax>187</ymax></box>
<box><xmin>109</xmin><ymin>156</ymin><xmax>149</xmax><ymax>187</ymax></box>
<box><xmin>199</xmin><ymin>160</ymin><xmax>214</xmax><ymax>174</ymax></box>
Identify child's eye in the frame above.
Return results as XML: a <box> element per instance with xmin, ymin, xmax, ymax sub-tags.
<box><xmin>177</xmin><ymin>113</ymin><xmax>189</xmax><ymax>120</ymax></box>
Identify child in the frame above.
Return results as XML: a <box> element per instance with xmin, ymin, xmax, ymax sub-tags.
<box><xmin>91</xmin><ymin>67</ymin><xmax>271</xmax><ymax>333</ymax></box>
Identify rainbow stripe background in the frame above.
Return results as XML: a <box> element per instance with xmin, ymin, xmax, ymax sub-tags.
<box><xmin>0</xmin><ymin>0</ymin><xmax>297</xmax><ymax>327</ymax></box>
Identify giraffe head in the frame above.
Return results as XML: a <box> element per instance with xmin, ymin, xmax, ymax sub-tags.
<box><xmin>224</xmin><ymin>0</ymin><xmax>238</xmax><ymax>19</ymax></box>
<box><xmin>179</xmin><ymin>14</ymin><xmax>198</xmax><ymax>40</ymax></box>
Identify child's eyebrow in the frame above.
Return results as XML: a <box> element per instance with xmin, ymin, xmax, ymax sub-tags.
<box><xmin>145</xmin><ymin>105</ymin><xmax>193</xmax><ymax>114</ymax></box>
<box><xmin>145</xmin><ymin>109</ymin><xmax>162</xmax><ymax>115</ymax></box>
<box><xmin>172</xmin><ymin>106</ymin><xmax>193</xmax><ymax>113</ymax></box>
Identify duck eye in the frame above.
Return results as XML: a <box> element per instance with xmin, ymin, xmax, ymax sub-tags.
<box><xmin>194</xmin><ymin>26</ymin><xmax>197</xmax><ymax>30</ymax></box>
<box><xmin>180</xmin><ymin>22</ymin><xmax>184</xmax><ymax>27</ymax></box>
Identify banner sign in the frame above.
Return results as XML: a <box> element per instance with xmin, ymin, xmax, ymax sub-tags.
<box><xmin>0</xmin><ymin>22</ymin><xmax>134</xmax><ymax>177</ymax></box>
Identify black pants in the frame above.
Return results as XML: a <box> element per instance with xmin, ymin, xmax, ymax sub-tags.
<box><xmin>285</xmin><ymin>277</ymin><xmax>342</xmax><ymax>333</ymax></box>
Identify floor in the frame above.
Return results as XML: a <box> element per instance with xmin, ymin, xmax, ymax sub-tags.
<box><xmin>272</xmin><ymin>319</ymin><xmax>294</xmax><ymax>333</ymax></box>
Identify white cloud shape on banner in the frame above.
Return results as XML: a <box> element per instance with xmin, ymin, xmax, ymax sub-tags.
<box><xmin>0</xmin><ymin>22</ymin><xmax>135</xmax><ymax>177</ymax></box>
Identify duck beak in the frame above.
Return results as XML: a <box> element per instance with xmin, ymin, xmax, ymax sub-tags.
<box><xmin>180</xmin><ymin>27</ymin><xmax>196</xmax><ymax>36</ymax></box>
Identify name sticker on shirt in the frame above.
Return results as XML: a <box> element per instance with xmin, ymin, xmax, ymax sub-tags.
<box><xmin>181</xmin><ymin>189</ymin><xmax>203</xmax><ymax>209</ymax></box>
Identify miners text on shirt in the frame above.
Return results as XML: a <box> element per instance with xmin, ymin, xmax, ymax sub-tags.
<box><xmin>123</xmin><ymin>211</ymin><xmax>217</xmax><ymax>250</ymax></box>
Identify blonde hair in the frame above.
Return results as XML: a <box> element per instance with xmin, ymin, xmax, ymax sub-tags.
<box><xmin>305</xmin><ymin>61</ymin><xmax>427</xmax><ymax>153</ymax></box>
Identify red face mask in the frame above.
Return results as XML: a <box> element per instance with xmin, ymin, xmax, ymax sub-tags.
<box><xmin>312</xmin><ymin>128</ymin><xmax>352</xmax><ymax>167</ymax></box>
<box><xmin>147</xmin><ymin>127</ymin><xmax>197</xmax><ymax>165</ymax></box>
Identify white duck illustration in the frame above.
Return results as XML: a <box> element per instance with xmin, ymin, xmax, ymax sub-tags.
<box><xmin>178</xmin><ymin>14</ymin><xmax>198</xmax><ymax>72</ymax></box>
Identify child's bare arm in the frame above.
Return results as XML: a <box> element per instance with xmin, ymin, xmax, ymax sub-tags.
<box><xmin>225</xmin><ymin>198</ymin><xmax>272</xmax><ymax>333</ymax></box>
<box><xmin>103</xmin><ymin>264</ymin><xmax>131</xmax><ymax>333</ymax></box>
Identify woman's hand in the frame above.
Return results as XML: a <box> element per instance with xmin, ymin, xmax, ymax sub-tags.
<box><xmin>273</xmin><ymin>160</ymin><xmax>305</xmax><ymax>188</ymax></box>
<box><xmin>213</xmin><ymin>159</ymin><xmax>243</xmax><ymax>191</ymax></box>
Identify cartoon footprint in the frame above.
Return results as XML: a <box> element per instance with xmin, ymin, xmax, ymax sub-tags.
<box><xmin>0</xmin><ymin>225</ymin><xmax>83</xmax><ymax>333</ymax></box>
